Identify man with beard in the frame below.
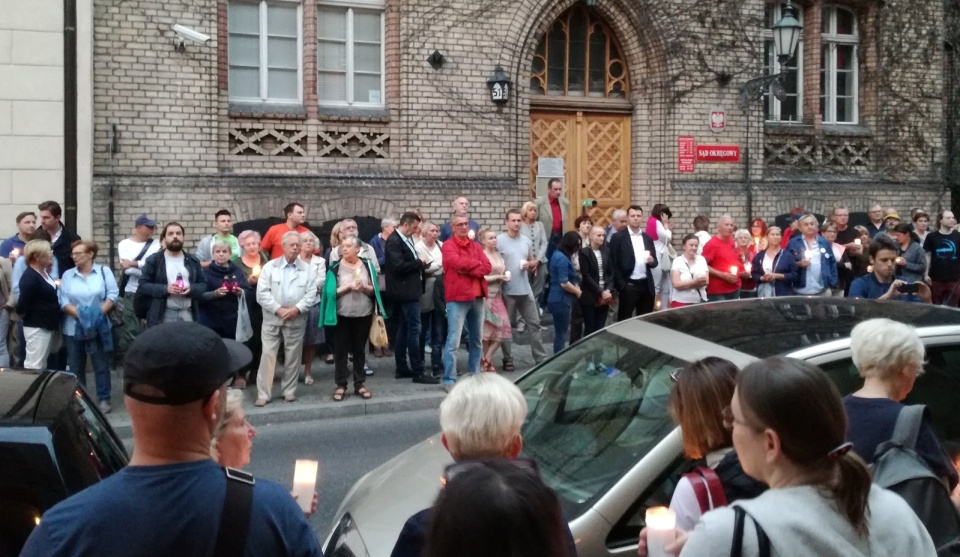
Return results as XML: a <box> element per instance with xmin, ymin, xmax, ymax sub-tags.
<box><xmin>137</xmin><ymin>222</ymin><xmax>208</xmax><ymax>328</ymax></box>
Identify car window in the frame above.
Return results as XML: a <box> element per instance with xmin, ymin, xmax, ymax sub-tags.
<box><xmin>818</xmin><ymin>345</ymin><xmax>960</xmax><ymax>442</ymax></box>
<box><xmin>516</xmin><ymin>330</ymin><xmax>687</xmax><ymax>519</ymax></box>
<box><xmin>73</xmin><ymin>393</ymin><xmax>128</xmax><ymax>473</ymax></box>
<box><xmin>0</xmin><ymin>438</ymin><xmax>67</xmax><ymax>554</ymax></box>
<box><xmin>605</xmin><ymin>456</ymin><xmax>694</xmax><ymax>549</ymax></box>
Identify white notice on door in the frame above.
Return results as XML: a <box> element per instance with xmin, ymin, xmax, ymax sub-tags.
<box><xmin>369</xmin><ymin>90</ymin><xmax>382</xmax><ymax>104</ymax></box>
<box><xmin>537</xmin><ymin>158</ymin><xmax>564</xmax><ymax>177</ymax></box>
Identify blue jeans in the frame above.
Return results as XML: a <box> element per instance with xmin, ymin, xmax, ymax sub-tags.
<box><xmin>707</xmin><ymin>290</ymin><xmax>741</xmax><ymax>302</ymax></box>
<box><xmin>421</xmin><ymin>309</ymin><xmax>446</xmax><ymax>373</ymax></box>
<box><xmin>66</xmin><ymin>335</ymin><xmax>113</xmax><ymax>403</ymax></box>
<box><xmin>394</xmin><ymin>300</ymin><xmax>424</xmax><ymax>375</ymax></box>
<box><xmin>443</xmin><ymin>298</ymin><xmax>484</xmax><ymax>384</ymax></box>
<box><xmin>547</xmin><ymin>301</ymin><xmax>572</xmax><ymax>354</ymax></box>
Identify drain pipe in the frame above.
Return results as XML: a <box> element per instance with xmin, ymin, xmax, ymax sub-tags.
<box><xmin>108</xmin><ymin>124</ymin><xmax>118</xmax><ymax>271</ymax></box>
<box><xmin>63</xmin><ymin>0</ymin><xmax>78</xmax><ymax>230</ymax></box>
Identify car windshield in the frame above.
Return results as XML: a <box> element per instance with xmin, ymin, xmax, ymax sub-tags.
<box><xmin>516</xmin><ymin>329</ymin><xmax>688</xmax><ymax>518</ymax></box>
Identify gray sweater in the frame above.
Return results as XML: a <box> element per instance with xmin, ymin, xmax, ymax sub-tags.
<box><xmin>680</xmin><ymin>485</ymin><xmax>935</xmax><ymax>557</ymax></box>
<box><xmin>898</xmin><ymin>241</ymin><xmax>927</xmax><ymax>283</ymax></box>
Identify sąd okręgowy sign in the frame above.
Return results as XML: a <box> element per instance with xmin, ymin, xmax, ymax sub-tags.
<box><xmin>696</xmin><ymin>145</ymin><xmax>740</xmax><ymax>163</ymax></box>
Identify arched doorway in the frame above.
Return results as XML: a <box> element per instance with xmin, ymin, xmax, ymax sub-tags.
<box><xmin>529</xmin><ymin>4</ymin><xmax>632</xmax><ymax>228</ymax></box>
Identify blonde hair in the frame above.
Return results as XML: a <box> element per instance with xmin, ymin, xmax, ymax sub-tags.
<box><xmin>329</xmin><ymin>222</ymin><xmax>341</xmax><ymax>249</ymax></box>
<box><xmin>24</xmin><ymin>239</ymin><xmax>53</xmax><ymax>265</ymax></box>
<box><xmin>210</xmin><ymin>389</ymin><xmax>245</xmax><ymax>458</ymax></box>
<box><xmin>521</xmin><ymin>201</ymin><xmax>538</xmax><ymax>220</ymax></box>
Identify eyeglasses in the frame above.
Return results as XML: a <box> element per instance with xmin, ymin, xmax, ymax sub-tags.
<box><xmin>442</xmin><ymin>458</ymin><xmax>539</xmax><ymax>485</ymax></box>
<box><xmin>669</xmin><ymin>367</ymin><xmax>682</xmax><ymax>383</ymax></box>
<box><xmin>453</xmin><ymin>222</ymin><xmax>470</xmax><ymax>227</ymax></box>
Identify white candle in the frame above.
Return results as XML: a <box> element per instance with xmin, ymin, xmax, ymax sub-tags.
<box><xmin>642</xmin><ymin>250</ymin><xmax>650</xmax><ymax>262</ymax></box>
<box><xmin>54</xmin><ymin>279</ymin><xmax>61</xmax><ymax>289</ymax></box>
<box><xmin>520</xmin><ymin>260</ymin><xmax>529</xmax><ymax>270</ymax></box>
<box><xmin>729</xmin><ymin>265</ymin><xmax>738</xmax><ymax>274</ymax></box>
<box><xmin>753</xmin><ymin>237</ymin><xmax>760</xmax><ymax>250</ymax></box>
<box><xmin>251</xmin><ymin>264</ymin><xmax>261</xmax><ymax>277</ymax></box>
<box><xmin>804</xmin><ymin>249</ymin><xmax>814</xmax><ymax>259</ymax></box>
<box><xmin>467</xmin><ymin>229</ymin><xmax>476</xmax><ymax>240</ymax></box>
<box><xmin>744</xmin><ymin>262</ymin><xmax>752</xmax><ymax>273</ymax></box>
<box><xmin>854</xmin><ymin>239</ymin><xmax>861</xmax><ymax>246</ymax></box>
<box><xmin>645</xmin><ymin>507</ymin><xmax>677</xmax><ymax>557</ymax></box>
<box><xmin>292</xmin><ymin>460</ymin><xmax>319</xmax><ymax>514</ymax></box>
<box><xmin>504</xmin><ymin>270</ymin><xmax>511</xmax><ymax>281</ymax></box>
<box><xmin>10</xmin><ymin>248</ymin><xmax>19</xmax><ymax>258</ymax></box>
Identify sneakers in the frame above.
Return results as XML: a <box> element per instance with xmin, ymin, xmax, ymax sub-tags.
<box><xmin>365</xmin><ymin>364</ymin><xmax>374</xmax><ymax>376</ymax></box>
<box><xmin>99</xmin><ymin>401</ymin><xmax>112</xmax><ymax>414</ymax></box>
<box><xmin>424</xmin><ymin>345</ymin><xmax>432</xmax><ymax>354</ymax></box>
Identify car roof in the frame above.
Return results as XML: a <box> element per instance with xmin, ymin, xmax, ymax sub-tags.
<box><xmin>0</xmin><ymin>369</ymin><xmax>80</xmax><ymax>425</ymax></box>
<box><xmin>610</xmin><ymin>297</ymin><xmax>960</xmax><ymax>359</ymax></box>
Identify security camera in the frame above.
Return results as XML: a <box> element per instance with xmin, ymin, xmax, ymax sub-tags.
<box><xmin>172</xmin><ymin>24</ymin><xmax>210</xmax><ymax>50</ymax></box>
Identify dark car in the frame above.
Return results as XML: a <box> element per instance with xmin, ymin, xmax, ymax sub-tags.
<box><xmin>0</xmin><ymin>369</ymin><xmax>129</xmax><ymax>555</ymax></box>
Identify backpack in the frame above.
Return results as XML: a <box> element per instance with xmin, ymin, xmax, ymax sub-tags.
<box><xmin>871</xmin><ymin>405</ymin><xmax>960</xmax><ymax>557</ymax></box>
<box><xmin>682</xmin><ymin>451</ymin><xmax>768</xmax><ymax>513</ymax></box>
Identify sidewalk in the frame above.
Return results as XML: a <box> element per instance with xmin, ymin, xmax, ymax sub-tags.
<box><xmin>104</xmin><ymin>324</ymin><xmax>553</xmax><ymax>437</ymax></box>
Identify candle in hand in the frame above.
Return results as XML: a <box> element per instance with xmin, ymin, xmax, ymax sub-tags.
<box><xmin>754</xmin><ymin>237</ymin><xmax>760</xmax><ymax>250</ymax></box>
<box><xmin>251</xmin><ymin>264</ymin><xmax>261</xmax><ymax>277</ymax></box>
<box><xmin>854</xmin><ymin>239</ymin><xmax>861</xmax><ymax>246</ymax></box>
<box><xmin>804</xmin><ymin>249</ymin><xmax>814</xmax><ymax>259</ymax></box>
<box><xmin>645</xmin><ymin>507</ymin><xmax>677</xmax><ymax>557</ymax></box>
<box><xmin>292</xmin><ymin>460</ymin><xmax>319</xmax><ymax>514</ymax></box>
<box><xmin>642</xmin><ymin>250</ymin><xmax>650</xmax><ymax>262</ymax></box>
<box><xmin>744</xmin><ymin>262</ymin><xmax>752</xmax><ymax>273</ymax></box>
<box><xmin>10</xmin><ymin>248</ymin><xmax>19</xmax><ymax>258</ymax></box>
<box><xmin>729</xmin><ymin>265</ymin><xmax>738</xmax><ymax>274</ymax></box>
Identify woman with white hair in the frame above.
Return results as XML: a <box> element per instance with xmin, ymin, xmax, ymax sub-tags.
<box><xmin>199</xmin><ymin>239</ymin><xmax>252</xmax><ymax>340</ymax></box>
<box><xmin>733</xmin><ymin>229</ymin><xmax>757</xmax><ymax>298</ymax></box>
<box><xmin>844</xmin><ymin>318</ymin><xmax>958</xmax><ymax>489</ymax></box>
<box><xmin>299</xmin><ymin>230</ymin><xmax>326</xmax><ymax>385</ymax></box>
<box><xmin>232</xmin><ymin>229</ymin><xmax>268</xmax><ymax>389</ymax></box>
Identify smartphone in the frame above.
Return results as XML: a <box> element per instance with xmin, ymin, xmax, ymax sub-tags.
<box><xmin>900</xmin><ymin>282</ymin><xmax>920</xmax><ymax>294</ymax></box>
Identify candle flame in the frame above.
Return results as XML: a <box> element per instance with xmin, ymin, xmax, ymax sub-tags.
<box><xmin>645</xmin><ymin>506</ymin><xmax>677</xmax><ymax>530</ymax></box>
<box><xmin>251</xmin><ymin>264</ymin><xmax>261</xmax><ymax>277</ymax></box>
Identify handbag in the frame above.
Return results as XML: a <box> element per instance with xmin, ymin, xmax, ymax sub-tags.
<box><xmin>235</xmin><ymin>290</ymin><xmax>253</xmax><ymax>343</ymax></box>
<box><xmin>118</xmin><ymin>238</ymin><xmax>154</xmax><ymax>297</ymax></box>
<box><xmin>369</xmin><ymin>305</ymin><xmax>389</xmax><ymax>348</ymax></box>
<box><xmin>100</xmin><ymin>266</ymin><xmax>124</xmax><ymax>327</ymax></box>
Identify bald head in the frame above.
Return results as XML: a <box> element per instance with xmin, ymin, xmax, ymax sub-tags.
<box><xmin>717</xmin><ymin>215</ymin><xmax>735</xmax><ymax>239</ymax></box>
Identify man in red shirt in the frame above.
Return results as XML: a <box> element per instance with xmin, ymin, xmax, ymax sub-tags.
<box><xmin>702</xmin><ymin>215</ymin><xmax>742</xmax><ymax>301</ymax></box>
<box><xmin>440</xmin><ymin>214</ymin><xmax>492</xmax><ymax>391</ymax></box>
<box><xmin>261</xmin><ymin>202</ymin><xmax>310</xmax><ymax>259</ymax></box>
<box><xmin>535</xmin><ymin>178</ymin><xmax>569</xmax><ymax>262</ymax></box>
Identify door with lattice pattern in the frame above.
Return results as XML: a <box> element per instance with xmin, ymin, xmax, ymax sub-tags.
<box><xmin>530</xmin><ymin>111</ymin><xmax>631</xmax><ymax>228</ymax></box>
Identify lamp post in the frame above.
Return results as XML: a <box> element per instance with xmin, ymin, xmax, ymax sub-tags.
<box><xmin>487</xmin><ymin>65</ymin><xmax>512</xmax><ymax>105</ymax></box>
<box><xmin>739</xmin><ymin>0</ymin><xmax>803</xmax><ymax>222</ymax></box>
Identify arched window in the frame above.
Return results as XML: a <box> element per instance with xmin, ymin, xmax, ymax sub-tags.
<box><xmin>820</xmin><ymin>6</ymin><xmax>858</xmax><ymax>124</ymax></box>
<box><xmin>530</xmin><ymin>5</ymin><xmax>629</xmax><ymax>98</ymax></box>
<box><xmin>764</xmin><ymin>2</ymin><xmax>803</xmax><ymax>122</ymax></box>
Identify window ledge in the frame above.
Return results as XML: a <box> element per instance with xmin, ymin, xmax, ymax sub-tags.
<box><xmin>318</xmin><ymin>105</ymin><xmax>390</xmax><ymax>123</ymax></box>
<box><xmin>229</xmin><ymin>102</ymin><xmax>308</xmax><ymax>119</ymax></box>
<box><xmin>821</xmin><ymin>124</ymin><xmax>871</xmax><ymax>136</ymax></box>
<box><xmin>764</xmin><ymin>122</ymin><xmax>816</xmax><ymax>135</ymax></box>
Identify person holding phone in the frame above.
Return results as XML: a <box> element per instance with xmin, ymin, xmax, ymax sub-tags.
<box><xmin>848</xmin><ymin>236</ymin><xmax>931</xmax><ymax>303</ymax></box>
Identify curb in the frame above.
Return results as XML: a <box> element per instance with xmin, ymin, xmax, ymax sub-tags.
<box><xmin>109</xmin><ymin>391</ymin><xmax>447</xmax><ymax>438</ymax></box>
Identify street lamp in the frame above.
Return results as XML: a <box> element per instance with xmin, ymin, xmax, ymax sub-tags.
<box><xmin>739</xmin><ymin>0</ymin><xmax>803</xmax><ymax>223</ymax></box>
<box><xmin>739</xmin><ymin>1</ymin><xmax>803</xmax><ymax>108</ymax></box>
<box><xmin>487</xmin><ymin>65</ymin><xmax>512</xmax><ymax>104</ymax></box>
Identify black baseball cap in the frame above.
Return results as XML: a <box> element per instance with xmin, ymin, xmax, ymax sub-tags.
<box><xmin>123</xmin><ymin>322</ymin><xmax>252</xmax><ymax>405</ymax></box>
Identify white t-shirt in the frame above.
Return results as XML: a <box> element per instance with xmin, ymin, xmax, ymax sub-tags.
<box><xmin>671</xmin><ymin>254</ymin><xmax>708</xmax><ymax>304</ymax></box>
<box><xmin>164</xmin><ymin>253</ymin><xmax>190</xmax><ymax>310</ymax></box>
<box><xmin>117</xmin><ymin>237</ymin><xmax>161</xmax><ymax>294</ymax></box>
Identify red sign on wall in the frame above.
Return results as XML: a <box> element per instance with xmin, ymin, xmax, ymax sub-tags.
<box><xmin>696</xmin><ymin>145</ymin><xmax>740</xmax><ymax>163</ymax></box>
<box><xmin>678</xmin><ymin>136</ymin><xmax>695</xmax><ymax>173</ymax></box>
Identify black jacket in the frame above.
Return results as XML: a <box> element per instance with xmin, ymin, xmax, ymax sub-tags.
<box><xmin>16</xmin><ymin>267</ymin><xmax>61</xmax><ymax>330</ymax></box>
<box><xmin>51</xmin><ymin>225</ymin><xmax>81</xmax><ymax>275</ymax></box>
<box><xmin>578</xmin><ymin>245</ymin><xmax>616</xmax><ymax>306</ymax></box>
<box><xmin>137</xmin><ymin>250</ymin><xmax>207</xmax><ymax>327</ymax></box>
<box><xmin>608</xmin><ymin>228</ymin><xmax>658</xmax><ymax>296</ymax></box>
<box><xmin>384</xmin><ymin>231</ymin><xmax>425</xmax><ymax>302</ymax></box>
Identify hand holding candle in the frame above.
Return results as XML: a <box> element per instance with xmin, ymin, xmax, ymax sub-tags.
<box><xmin>10</xmin><ymin>248</ymin><xmax>19</xmax><ymax>259</ymax></box>
<box><xmin>645</xmin><ymin>507</ymin><xmax>677</xmax><ymax>557</ymax></box>
<box><xmin>854</xmin><ymin>238</ymin><xmax>862</xmax><ymax>246</ymax></box>
<box><xmin>292</xmin><ymin>460</ymin><xmax>319</xmax><ymax>514</ymax></box>
<box><xmin>744</xmin><ymin>262</ymin><xmax>752</xmax><ymax>273</ymax></box>
<box><xmin>251</xmin><ymin>264</ymin><xmax>262</xmax><ymax>277</ymax></box>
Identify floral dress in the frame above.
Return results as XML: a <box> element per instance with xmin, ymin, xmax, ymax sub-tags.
<box><xmin>483</xmin><ymin>252</ymin><xmax>512</xmax><ymax>341</ymax></box>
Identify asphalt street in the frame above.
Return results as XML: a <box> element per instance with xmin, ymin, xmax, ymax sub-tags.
<box><xmin>122</xmin><ymin>408</ymin><xmax>440</xmax><ymax>546</ymax></box>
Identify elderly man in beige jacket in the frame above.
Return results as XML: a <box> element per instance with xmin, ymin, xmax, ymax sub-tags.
<box><xmin>255</xmin><ymin>231</ymin><xmax>318</xmax><ymax>406</ymax></box>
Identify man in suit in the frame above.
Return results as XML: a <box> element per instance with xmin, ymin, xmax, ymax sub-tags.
<box><xmin>535</xmin><ymin>178</ymin><xmax>570</xmax><ymax>262</ymax></box>
<box><xmin>38</xmin><ymin>200</ymin><xmax>81</xmax><ymax>274</ymax></box>
<box><xmin>609</xmin><ymin>205</ymin><xmax>658</xmax><ymax>321</ymax></box>
<box><xmin>386</xmin><ymin>212</ymin><xmax>439</xmax><ymax>384</ymax></box>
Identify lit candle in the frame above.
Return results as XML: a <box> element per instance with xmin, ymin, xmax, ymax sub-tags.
<box><xmin>753</xmin><ymin>237</ymin><xmax>760</xmax><ymax>250</ymax></box>
<box><xmin>251</xmin><ymin>264</ymin><xmax>261</xmax><ymax>277</ymax></box>
<box><xmin>804</xmin><ymin>249</ymin><xmax>814</xmax><ymax>259</ymax></box>
<box><xmin>292</xmin><ymin>460</ymin><xmax>319</xmax><ymax>514</ymax></box>
<box><xmin>54</xmin><ymin>279</ymin><xmax>61</xmax><ymax>289</ymax></box>
<box><xmin>866</xmin><ymin>265</ymin><xmax>874</xmax><ymax>273</ymax></box>
<box><xmin>645</xmin><ymin>507</ymin><xmax>677</xmax><ymax>557</ymax></box>
<box><xmin>355</xmin><ymin>268</ymin><xmax>362</xmax><ymax>280</ymax></box>
<box><xmin>744</xmin><ymin>262</ymin><xmax>752</xmax><ymax>273</ymax></box>
<box><xmin>729</xmin><ymin>265</ymin><xmax>738</xmax><ymax>274</ymax></box>
<box><xmin>504</xmin><ymin>270</ymin><xmax>511</xmax><ymax>281</ymax></box>
<box><xmin>854</xmin><ymin>238</ymin><xmax>861</xmax><ymax>246</ymax></box>
<box><xmin>10</xmin><ymin>248</ymin><xmax>19</xmax><ymax>258</ymax></box>
<box><xmin>467</xmin><ymin>229</ymin><xmax>476</xmax><ymax>240</ymax></box>
<box><xmin>642</xmin><ymin>250</ymin><xmax>650</xmax><ymax>262</ymax></box>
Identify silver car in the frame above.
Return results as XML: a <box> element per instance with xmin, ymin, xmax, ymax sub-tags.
<box><xmin>324</xmin><ymin>298</ymin><xmax>960</xmax><ymax>557</ymax></box>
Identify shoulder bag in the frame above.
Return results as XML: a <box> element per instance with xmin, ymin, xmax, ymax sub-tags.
<box><xmin>118</xmin><ymin>238</ymin><xmax>155</xmax><ymax>297</ymax></box>
<box><xmin>730</xmin><ymin>506</ymin><xmax>770</xmax><ymax>557</ymax></box>
<box><xmin>99</xmin><ymin>266</ymin><xmax>124</xmax><ymax>327</ymax></box>
<box><xmin>213</xmin><ymin>467</ymin><xmax>254</xmax><ymax>557</ymax></box>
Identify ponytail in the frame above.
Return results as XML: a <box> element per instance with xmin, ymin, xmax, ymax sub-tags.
<box><xmin>829</xmin><ymin>451</ymin><xmax>873</xmax><ymax>537</ymax></box>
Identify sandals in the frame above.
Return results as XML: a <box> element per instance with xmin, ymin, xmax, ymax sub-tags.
<box><xmin>354</xmin><ymin>386</ymin><xmax>373</xmax><ymax>399</ymax></box>
<box><xmin>332</xmin><ymin>387</ymin><xmax>346</xmax><ymax>402</ymax></box>
<box><xmin>502</xmin><ymin>358</ymin><xmax>515</xmax><ymax>372</ymax></box>
<box><xmin>254</xmin><ymin>398</ymin><xmax>268</xmax><ymax>407</ymax></box>
<box><xmin>233</xmin><ymin>376</ymin><xmax>247</xmax><ymax>390</ymax></box>
<box><xmin>481</xmin><ymin>357</ymin><xmax>496</xmax><ymax>373</ymax></box>
<box><xmin>304</xmin><ymin>375</ymin><xmax>315</xmax><ymax>386</ymax></box>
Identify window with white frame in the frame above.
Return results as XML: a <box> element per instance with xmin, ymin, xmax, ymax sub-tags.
<box><xmin>820</xmin><ymin>6</ymin><xmax>858</xmax><ymax>124</ymax></box>
<box><xmin>317</xmin><ymin>0</ymin><xmax>385</xmax><ymax>106</ymax></box>
<box><xmin>228</xmin><ymin>0</ymin><xmax>303</xmax><ymax>103</ymax></box>
<box><xmin>763</xmin><ymin>2</ymin><xmax>803</xmax><ymax>123</ymax></box>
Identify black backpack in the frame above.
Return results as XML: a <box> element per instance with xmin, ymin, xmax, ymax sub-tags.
<box><xmin>871</xmin><ymin>405</ymin><xmax>960</xmax><ymax>556</ymax></box>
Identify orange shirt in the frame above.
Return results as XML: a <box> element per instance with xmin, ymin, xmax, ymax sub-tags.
<box><xmin>261</xmin><ymin>223</ymin><xmax>310</xmax><ymax>259</ymax></box>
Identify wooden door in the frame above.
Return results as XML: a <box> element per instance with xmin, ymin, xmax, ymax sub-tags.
<box><xmin>530</xmin><ymin>111</ymin><xmax>631</xmax><ymax>228</ymax></box>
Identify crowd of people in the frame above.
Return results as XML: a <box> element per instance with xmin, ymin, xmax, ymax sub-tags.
<box><xmin>1</xmin><ymin>197</ymin><xmax>958</xmax><ymax>406</ymax></box>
